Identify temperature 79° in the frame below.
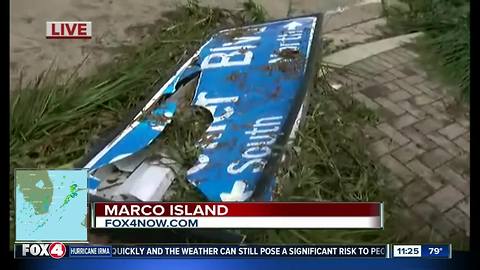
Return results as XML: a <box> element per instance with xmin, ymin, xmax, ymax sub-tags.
<box><xmin>428</xmin><ymin>247</ymin><xmax>443</xmax><ymax>255</ymax></box>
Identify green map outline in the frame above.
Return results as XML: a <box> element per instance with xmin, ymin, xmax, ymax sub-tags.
<box><xmin>14</xmin><ymin>169</ymin><xmax>88</xmax><ymax>242</ymax></box>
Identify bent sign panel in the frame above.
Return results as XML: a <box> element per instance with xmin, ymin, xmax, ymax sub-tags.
<box><xmin>83</xmin><ymin>15</ymin><xmax>322</xmax><ymax>202</ymax></box>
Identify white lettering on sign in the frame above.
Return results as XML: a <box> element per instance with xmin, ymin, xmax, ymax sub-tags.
<box><xmin>223</xmin><ymin>36</ymin><xmax>261</xmax><ymax>47</ymax></box>
<box><xmin>269</xmin><ymin>22</ymin><xmax>304</xmax><ymax>64</ymax></box>
<box><xmin>227</xmin><ymin>116</ymin><xmax>283</xmax><ymax>174</ymax></box>
<box><xmin>194</xmin><ymin>92</ymin><xmax>238</xmax><ymax>150</ymax></box>
<box><xmin>195</xmin><ymin>93</ymin><xmax>239</xmax><ymax>107</ymax></box>
<box><xmin>201</xmin><ymin>26</ymin><xmax>266</xmax><ymax>69</ymax></box>
<box><xmin>242</xmin><ymin>146</ymin><xmax>271</xmax><ymax>159</ymax></box>
<box><xmin>201</xmin><ymin>51</ymin><xmax>253</xmax><ymax>69</ymax></box>
<box><xmin>187</xmin><ymin>154</ymin><xmax>209</xmax><ymax>175</ymax></box>
<box><xmin>277</xmin><ymin>32</ymin><xmax>303</xmax><ymax>42</ymax></box>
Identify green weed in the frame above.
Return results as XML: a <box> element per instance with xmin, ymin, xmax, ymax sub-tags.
<box><xmin>385</xmin><ymin>0</ymin><xmax>470</xmax><ymax>101</ymax></box>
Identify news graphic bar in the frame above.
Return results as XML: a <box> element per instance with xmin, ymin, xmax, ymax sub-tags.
<box><xmin>15</xmin><ymin>244</ymin><xmax>388</xmax><ymax>259</ymax></box>
<box><xmin>391</xmin><ymin>244</ymin><xmax>452</xmax><ymax>259</ymax></box>
<box><xmin>93</xmin><ymin>202</ymin><xmax>383</xmax><ymax>229</ymax></box>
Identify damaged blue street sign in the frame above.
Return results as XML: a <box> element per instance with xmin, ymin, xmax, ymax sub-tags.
<box><xmin>83</xmin><ymin>15</ymin><xmax>322</xmax><ymax>202</ymax></box>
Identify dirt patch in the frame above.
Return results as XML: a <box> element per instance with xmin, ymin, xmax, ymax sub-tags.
<box><xmin>277</xmin><ymin>48</ymin><xmax>300</xmax><ymax>59</ymax></box>
<box><xmin>227</xmin><ymin>71</ymin><xmax>248</xmax><ymax>90</ymax></box>
<box><xmin>227</xmin><ymin>72</ymin><xmax>241</xmax><ymax>81</ymax></box>
<box><xmin>260</xmin><ymin>48</ymin><xmax>305</xmax><ymax>77</ymax></box>
<box><xmin>272</xmin><ymin>56</ymin><xmax>305</xmax><ymax>77</ymax></box>
<box><xmin>270</xmin><ymin>85</ymin><xmax>282</xmax><ymax>99</ymax></box>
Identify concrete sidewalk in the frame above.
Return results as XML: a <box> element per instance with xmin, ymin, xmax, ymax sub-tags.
<box><xmin>326</xmin><ymin>42</ymin><xmax>470</xmax><ymax>241</ymax></box>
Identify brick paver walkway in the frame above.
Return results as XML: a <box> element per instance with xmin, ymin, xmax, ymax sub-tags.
<box><xmin>329</xmin><ymin>46</ymin><xmax>470</xmax><ymax>242</ymax></box>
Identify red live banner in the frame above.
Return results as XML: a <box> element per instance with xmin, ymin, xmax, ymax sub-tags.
<box><xmin>93</xmin><ymin>202</ymin><xmax>383</xmax><ymax>229</ymax></box>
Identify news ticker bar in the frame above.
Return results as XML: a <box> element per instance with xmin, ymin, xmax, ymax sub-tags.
<box><xmin>92</xmin><ymin>202</ymin><xmax>383</xmax><ymax>229</ymax></box>
<box><xmin>14</xmin><ymin>244</ymin><xmax>452</xmax><ymax>259</ymax></box>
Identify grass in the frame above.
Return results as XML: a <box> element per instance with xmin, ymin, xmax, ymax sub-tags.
<box><xmin>241</xmin><ymin>0</ymin><xmax>267</xmax><ymax>23</ymax></box>
<box><xmin>10</xmin><ymin>5</ymin><xmax>248</xmax><ymax>172</ymax></box>
<box><xmin>10</xmin><ymin>1</ymin><xmax>469</xmax><ymax>250</ymax></box>
<box><xmin>10</xmin><ymin>5</ymin><xmax>253</xmax><ymax>181</ymax></box>
<box><xmin>384</xmin><ymin>0</ymin><xmax>470</xmax><ymax>101</ymax></box>
<box><xmin>9</xmin><ymin>1</ymin><xmax>265</xmax><ymax>247</ymax></box>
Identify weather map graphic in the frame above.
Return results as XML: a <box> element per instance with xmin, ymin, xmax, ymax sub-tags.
<box><xmin>15</xmin><ymin>169</ymin><xmax>88</xmax><ymax>242</ymax></box>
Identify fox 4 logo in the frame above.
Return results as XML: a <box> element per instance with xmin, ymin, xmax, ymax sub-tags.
<box><xmin>22</xmin><ymin>242</ymin><xmax>66</xmax><ymax>259</ymax></box>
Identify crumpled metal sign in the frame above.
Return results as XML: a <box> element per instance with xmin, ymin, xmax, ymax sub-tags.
<box><xmin>84</xmin><ymin>15</ymin><xmax>322</xmax><ymax>202</ymax></box>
